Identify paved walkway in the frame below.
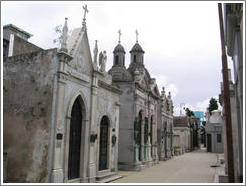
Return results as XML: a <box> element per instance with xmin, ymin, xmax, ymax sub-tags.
<box><xmin>111</xmin><ymin>148</ymin><xmax>220</xmax><ymax>183</ymax></box>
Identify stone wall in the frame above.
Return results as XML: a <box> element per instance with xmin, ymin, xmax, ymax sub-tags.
<box><xmin>12</xmin><ymin>36</ymin><xmax>43</xmax><ymax>56</ymax></box>
<box><xmin>3</xmin><ymin>49</ymin><xmax>58</xmax><ymax>182</ymax></box>
<box><xmin>117</xmin><ymin>83</ymin><xmax>135</xmax><ymax>166</ymax></box>
<box><xmin>96</xmin><ymin>76</ymin><xmax>121</xmax><ymax>174</ymax></box>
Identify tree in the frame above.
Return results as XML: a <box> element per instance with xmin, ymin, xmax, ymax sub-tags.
<box><xmin>202</xmin><ymin>121</ymin><xmax>206</xmax><ymax>126</ymax></box>
<box><xmin>208</xmin><ymin>97</ymin><xmax>218</xmax><ymax>115</ymax></box>
<box><xmin>185</xmin><ymin>107</ymin><xmax>194</xmax><ymax>117</ymax></box>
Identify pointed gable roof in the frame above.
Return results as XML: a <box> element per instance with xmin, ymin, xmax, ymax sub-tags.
<box><xmin>67</xmin><ymin>28</ymin><xmax>86</xmax><ymax>56</ymax></box>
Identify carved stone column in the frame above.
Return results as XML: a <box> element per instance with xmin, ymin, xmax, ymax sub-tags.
<box><xmin>51</xmin><ymin>51</ymin><xmax>72</xmax><ymax>183</ymax></box>
<box><xmin>88</xmin><ymin>71</ymin><xmax>98</xmax><ymax>182</ymax></box>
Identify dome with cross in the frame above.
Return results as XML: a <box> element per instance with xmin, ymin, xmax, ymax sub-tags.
<box><xmin>113</xmin><ymin>43</ymin><xmax>125</xmax><ymax>54</ymax></box>
<box><xmin>130</xmin><ymin>43</ymin><xmax>144</xmax><ymax>53</ymax></box>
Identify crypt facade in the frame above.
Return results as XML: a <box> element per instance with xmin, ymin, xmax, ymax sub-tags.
<box><xmin>157</xmin><ymin>88</ymin><xmax>174</xmax><ymax>161</ymax></box>
<box><xmin>108</xmin><ymin>31</ymin><xmax>174</xmax><ymax>171</ymax></box>
<box><xmin>3</xmin><ymin>9</ymin><xmax>121</xmax><ymax>183</ymax></box>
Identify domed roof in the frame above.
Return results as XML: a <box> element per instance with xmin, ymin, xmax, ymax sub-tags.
<box><xmin>113</xmin><ymin>43</ymin><xmax>125</xmax><ymax>53</ymax></box>
<box><xmin>130</xmin><ymin>42</ymin><xmax>144</xmax><ymax>53</ymax></box>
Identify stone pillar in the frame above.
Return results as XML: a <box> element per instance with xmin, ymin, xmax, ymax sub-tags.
<box><xmin>147</xmin><ymin>117</ymin><xmax>152</xmax><ymax>163</ymax></box>
<box><xmin>114</xmin><ymin>102</ymin><xmax>120</xmax><ymax>172</ymax></box>
<box><xmin>164</xmin><ymin>130</ymin><xmax>167</xmax><ymax>160</ymax></box>
<box><xmin>135</xmin><ymin>144</ymin><xmax>140</xmax><ymax>163</ymax></box>
<box><xmin>51</xmin><ymin>52</ymin><xmax>72</xmax><ymax>183</ymax></box>
<box><xmin>88</xmin><ymin>72</ymin><xmax>98</xmax><ymax>182</ymax></box>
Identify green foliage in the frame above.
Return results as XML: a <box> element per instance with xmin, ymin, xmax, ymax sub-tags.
<box><xmin>173</xmin><ymin>145</ymin><xmax>180</xmax><ymax>150</ymax></box>
<box><xmin>185</xmin><ymin>108</ymin><xmax>194</xmax><ymax>117</ymax></box>
<box><xmin>208</xmin><ymin>97</ymin><xmax>218</xmax><ymax>115</ymax></box>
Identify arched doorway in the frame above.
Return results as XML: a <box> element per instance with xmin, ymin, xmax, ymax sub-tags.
<box><xmin>68</xmin><ymin>96</ymin><xmax>83</xmax><ymax>180</ymax></box>
<box><xmin>99</xmin><ymin>116</ymin><xmax>109</xmax><ymax>171</ymax></box>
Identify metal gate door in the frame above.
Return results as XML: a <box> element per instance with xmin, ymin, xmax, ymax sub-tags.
<box><xmin>99</xmin><ymin>116</ymin><xmax>109</xmax><ymax>170</ymax></box>
<box><xmin>68</xmin><ymin>98</ymin><xmax>82</xmax><ymax>180</ymax></box>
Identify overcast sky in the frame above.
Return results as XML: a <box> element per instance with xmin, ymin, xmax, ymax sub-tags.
<box><xmin>2</xmin><ymin>1</ymin><xmax>233</xmax><ymax>115</ymax></box>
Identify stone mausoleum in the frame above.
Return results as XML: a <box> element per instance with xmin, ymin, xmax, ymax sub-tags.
<box><xmin>3</xmin><ymin>11</ymin><xmax>121</xmax><ymax>183</ymax></box>
<box><xmin>205</xmin><ymin>110</ymin><xmax>224</xmax><ymax>153</ymax></box>
<box><xmin>108</xmin><ymin>31</ymin><xmax>174</xmax><ymax>170</ymax></box>
<box><xmin>3</xmin><ymin>6</ymin><xmax>175</xmax><ymax>183</ymax></box>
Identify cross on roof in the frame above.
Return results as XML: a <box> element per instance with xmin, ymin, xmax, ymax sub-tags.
<box><xmin>83</xmin><ymin>4</ymin><xmax>89</xmax><ymax>21</ymax></box>
<box><xmin>118</xmin><ymin>29</ymin><xmax>122</xmax><ymax>43</ymax></box>
<box><xmin>136</xmin><ymin>29</ymin><xmax>139</xmax><ymax>43</ymax></box>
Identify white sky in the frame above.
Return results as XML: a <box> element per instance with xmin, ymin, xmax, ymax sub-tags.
<box><xmin>2</xmin><ymin>1</ymin><xmax>234</xmax><ymax>115</ymax></box>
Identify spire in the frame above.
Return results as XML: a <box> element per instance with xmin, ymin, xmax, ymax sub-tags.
<box><xmin>135</xmin><ymin>29</ymin><xmax>139</xmax><ymax>43</ymax></box>
<box><xmin>93</xmin><ymin>40</ymin><xmax>98</xmax><ymax>69</ymax></box>
<box><xmin>118</xmin><ymin>29</ymin><xmax>122</xmax><ymax>44</ymax></box>
<box><xmin>82</xmin><ymin>4</ymin><xmax>89</xmax><ymax>29</ymax></box>
<box><xmin>60</xmin><ymin>17</ymin><xmax>68</xmax><ymax>52</ymax></box>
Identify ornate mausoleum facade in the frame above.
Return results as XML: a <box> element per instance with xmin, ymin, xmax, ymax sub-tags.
<box><xmin>3</xmin><ymin>7</ymin><xmax>175</xmax><ymax>183</ymax></box>
<box><xmin>109</xmin><ymin>32</ymin><xmax>174</xmax><ymax>171</ymax></box>
<box><xmin>3</xmin><ymin>12</ymin><xmax>121</xmax><ymax>183</ymax></box>
<box><xmin>158</xmin><ymin>88</ymin><xmax>174</xmax><ymax>161</ymax></box>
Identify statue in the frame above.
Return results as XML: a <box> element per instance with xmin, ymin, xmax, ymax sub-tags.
<box><xmin>99</xmin><ymin>50</ymin><xmax>107</xmax><ymax>72</ymax></box>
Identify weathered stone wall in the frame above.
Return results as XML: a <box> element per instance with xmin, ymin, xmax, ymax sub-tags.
<box><xmin>3</xmin><ymin>49</ymin><xmax>58</xmax><ymax>182</ymax></box>
<box><xmin>13</xmin><ymin>36</ymin><xmax>43</xmax><ymax>56</ymax></box>
<box><xmin>118</xmin><ymin>83</ymin><xmax>135</xmax><ymax>163</ymax></box>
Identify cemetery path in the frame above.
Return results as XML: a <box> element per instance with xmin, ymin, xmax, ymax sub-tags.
<box><xmin>111</xmin><ymin>148</ymin><xmax>220</xmax><ymax>183</ymax></box>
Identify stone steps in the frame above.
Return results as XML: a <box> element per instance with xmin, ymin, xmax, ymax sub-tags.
<box><xmin>96</xmin><ymin>172</ymin><xmax>122</xmax><ymax>183</ymax></box>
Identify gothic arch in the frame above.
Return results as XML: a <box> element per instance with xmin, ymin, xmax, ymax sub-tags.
<box><xmin>64</xmin><ymin>91</ymin><xmax>89</xmax><ymax>182</ymax></box>
<box><xmin>67</xmin><ymin>91</ymin><xmax>88</xmax><ymax>120</ymax></box>
<box><xmin>96</xmin><ymin>114</ymin><xmax>113</xmax><ymax>172</ymax></box>
<box><xmin>98</xmin><ymin>115</ymin><xmax>110</xmax><ymax>171</ymax></box>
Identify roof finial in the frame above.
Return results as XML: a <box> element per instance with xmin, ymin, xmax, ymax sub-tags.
<box><xmin>136</xmin><ymin>29</ymin><xmax>139</xmax><ymax>43</ymax></box>
<box><xmin>168</xmin><ymin>91</ymin><xmax>171</xmax><ymax>99</ymax></box>
<box><xmin>118</xmin><ymin>29</ymin><xmax>122</xmax><ymax>44</ymax></box>
<box><xmin>82</xmin><ymin>4</ymin><xmax>89</xmax><ymax>28</ymax></box>
<box><xmin>93</xmin><ymin>40</ymin><xmax>98</xmax><ymax>69</ymax></box>
<box><xmin>60</xmin><ymin>17</ymin><xmax>68</xmax><ymax>52</ymax></box>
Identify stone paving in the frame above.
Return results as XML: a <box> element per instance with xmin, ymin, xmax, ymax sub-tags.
<box><xmin>111</xmin><ymin>148</ymin><xmax>220</xmax><ymax>183</ymax></box>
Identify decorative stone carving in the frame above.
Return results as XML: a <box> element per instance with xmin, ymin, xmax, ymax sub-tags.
<box><xmin>60</xmin><ymin>18</ymin><xmax>68</xmax><ymax>53</ymax></box>
<box><xmin>134</xmin><ymin>70</ymin><xmax>141</xmax><ymax>82</ymax></box>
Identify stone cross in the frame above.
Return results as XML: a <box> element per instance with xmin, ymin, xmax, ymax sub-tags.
<box><xmin>82</xmin><ymin>4</ymin><xmax>89</xmax><ymax>28</ymax></box>
<box><xmin>136</xmin><ymin>30</ymin><xmax>139</xmax><ymax>43</ymax></box>
<box><xmin>83</xmin><ymin>4</ymin><xmax>89</xmax><ymax>21</ymax></box>
<box><xmin>118</xmin><ymin>29</ymin><xmax>122</xmax><ymax>43</ymax></box>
